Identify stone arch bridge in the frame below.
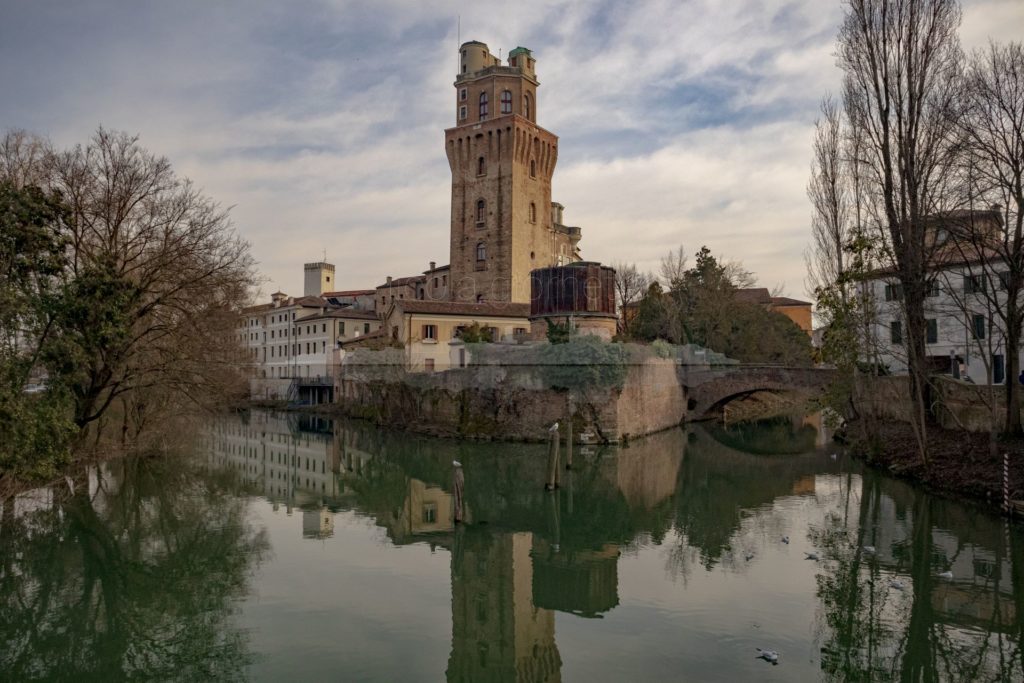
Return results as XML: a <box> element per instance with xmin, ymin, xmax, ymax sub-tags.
<box><xmin>679</xmin><ymin>365</ymin><xmax>835</xmax><ymax>420</ymax></box>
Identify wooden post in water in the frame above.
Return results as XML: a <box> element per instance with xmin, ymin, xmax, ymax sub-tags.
<box><xmin>545</xmin><ymin>425</ymin><xmax>560</xmax><ymax>490</ymax></box>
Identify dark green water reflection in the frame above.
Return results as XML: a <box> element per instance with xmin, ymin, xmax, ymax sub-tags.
<box><xmin>2</xmin><ymin>412</ymin><xmax>1023</xmax><ymax>681</ymax></box>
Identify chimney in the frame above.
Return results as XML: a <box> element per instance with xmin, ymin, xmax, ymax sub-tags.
<box><xmin>429</xmin><ymin>261</ymin><xmax>436</xmax><ymax>271</ymax></box>
<box><xmin>386</xmin><ymin>276</ymin><xmax>392</xmax><ymax>285</ymax></box>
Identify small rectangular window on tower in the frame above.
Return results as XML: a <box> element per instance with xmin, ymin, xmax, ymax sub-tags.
<box><xmin>459</xmin><ymin>105</ymin><xmax>467</xmax><ymax>121</ymax></box>
<box><xmin>460</xmin><ymin>88</ymin><xmax>467</xmax><ymax>101</ymax></box>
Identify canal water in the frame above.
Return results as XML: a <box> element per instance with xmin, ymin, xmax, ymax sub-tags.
<box><xmin>2</xmin><ymin>410</ymin><xmax>1022</xmax><ymax>682</ymax></box>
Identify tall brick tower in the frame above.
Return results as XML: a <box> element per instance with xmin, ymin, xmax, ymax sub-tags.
<box><xmin>446</xmin><ymin>41</ymin><xmax>581</xmax><ymax>304</ymax></box>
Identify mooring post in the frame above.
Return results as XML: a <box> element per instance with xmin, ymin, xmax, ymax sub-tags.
<box><xmin>547</xmin><ymin>487</ymin><xmax>561</xmax><ymax>552</ymax></box>
<box><xmin>545</xmin><ymin>425</ymin><xmax>560</xmax><ymax>490</ymax></box>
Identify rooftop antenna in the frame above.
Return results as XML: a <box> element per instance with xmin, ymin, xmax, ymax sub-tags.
<box><xmin>322</xmin><ymin>247</ymin><xmax>327</xmax><ymax>262</ymax></box>
<box><xmin>457</xmin><ymin>15</ymin><xmax>461</xmax><ymax>73</ymax></box>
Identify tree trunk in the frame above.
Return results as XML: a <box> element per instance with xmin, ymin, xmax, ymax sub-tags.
<box><xmin>904</xmin><ymin>281</ymin><xmax>932</xmax><ymax>464</ymax></box>
<box><xmin>901</xmin><ymin>493</ymin><xmax>937</xmax><ymax>682</ymax></box>
<box><xmin>1006</xmin><ymin>309</ymin><xmax>1022</xmax><ymax>435</ymax></box>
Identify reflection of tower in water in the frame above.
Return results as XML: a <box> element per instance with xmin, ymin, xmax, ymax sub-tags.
<box><xmin>302</xmin><ymin>507</ymin><xmax>334</xmax><ymax>539</ymax></box>
<box><xmin>531</xmin><ymin>539</ymin><xmax>620</xmax><ymax>618</ymax></box>
<box><xmin>447</xmin><ymin>530</ymin><xmax>561</xmax><ymax>683</ymax></box>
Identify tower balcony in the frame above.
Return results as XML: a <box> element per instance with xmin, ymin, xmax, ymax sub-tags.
<box><xmin>555</xmin><ymin>224</ymin><xmax>582</xmax><ymax>244</ymax></box>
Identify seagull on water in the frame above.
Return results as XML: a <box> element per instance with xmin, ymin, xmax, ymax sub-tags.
<box><xmin>805</xmin><ymin>552</ymin><xmax>820</xmax><ymax>561</ymax></box>
<box><xmin>890</xmin><ymin>579</ymin><xmax>906</xmax><ymax>591</ymax></box>
<box><xmin>781</xmin><ymin>535</ymin><xmax>790</xmax><ymax>544</ymax></box>
<box><xmin>862</xmin><ymin>545</ymin><xmax>876</xmax><ymax>554</ymax></box>
<box><xmin>548</xmin><ymin>422</ymin><xmax>560</xmax><ymax>433</ymax></box>
<box><xmin>756</xmin><ymin>648</ymin><xmax>779</xmax><ymax>664</ymax></box>
<box><xmin>938</xmin><ymin>571</ymin><xmax>953</xmax><ymax>580</ymax></box>
<box><xmin>745</xmin><ymin>552</ymin><xmax>755</xmax><ymax>562</ymax></box>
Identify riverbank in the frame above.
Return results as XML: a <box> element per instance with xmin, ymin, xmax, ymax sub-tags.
<box><xmin>845</xmin><ymin>419</ymin><xmax>1024</xmax><ymax>515</ymax></box>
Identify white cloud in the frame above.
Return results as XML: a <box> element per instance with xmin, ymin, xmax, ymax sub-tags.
<box><xmin>1</xmin><ymin>0</ymin><xmax>1018</xmax><ymax>301</ymax></box>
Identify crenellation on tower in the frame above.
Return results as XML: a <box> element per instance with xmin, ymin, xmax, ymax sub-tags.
<box><xmin>303</xmin><ymin>261</ymin><xmax>335</xmax><ymax>297</ymax></box>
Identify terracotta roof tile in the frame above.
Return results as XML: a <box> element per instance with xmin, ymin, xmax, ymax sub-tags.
<box><xmin>770</xmin><ymin>296</ymin><xmax>812</xmax><ymax>307</ymax></box>
<box><xmin>392</xmin><ymin>300</ymin><xmax>530</xmax><ymax>318</ymax></box>
<box><xmin>734</xmin><ymin>288</ymin><xmax>772</xmax><ymax>305</ymax></box>
<box><xmin>302</xmin><ymin>309</ymin><xmax>380</xmax><ymax>321</ymax></box>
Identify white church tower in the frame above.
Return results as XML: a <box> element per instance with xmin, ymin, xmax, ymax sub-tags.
<box><xmin>304</xmin><ymin>261</ymin><xmax>335</xmax><ymax>296</ymax></box>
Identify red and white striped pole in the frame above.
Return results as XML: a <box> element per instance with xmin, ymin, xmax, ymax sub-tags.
<box><xmin>1004</xmin><ymin>452</ymin><xmax>1010</xmax><ymax>515</ymax></box>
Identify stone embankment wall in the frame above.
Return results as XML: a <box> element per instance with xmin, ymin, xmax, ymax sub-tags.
<box><xmin>858</xmin><ymin>375</ymin><xmax>1015</xmax><ymax>432</ymax></box>
<box><xmin>335</xmin><ymin>358</ymin><xmax>684</xmax><ymax>443</ymax></box>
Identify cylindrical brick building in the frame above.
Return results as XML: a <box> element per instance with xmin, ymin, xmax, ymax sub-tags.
<box><xmin>529</xmin><ymin>262</ymin><xmax>618</xmax><ymax>340</ymax></box>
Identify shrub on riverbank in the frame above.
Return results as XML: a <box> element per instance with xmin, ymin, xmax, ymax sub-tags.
<box><xmin>0</xmin><ymin>384</ymin><xmax>75</xmax><ymax>480</ymax></box>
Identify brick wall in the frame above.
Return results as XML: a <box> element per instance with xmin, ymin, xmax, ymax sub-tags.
<box><xmin>335</xmin><ymin>357</ymin><xmax>684</xmax><ymax>443</ymax></box>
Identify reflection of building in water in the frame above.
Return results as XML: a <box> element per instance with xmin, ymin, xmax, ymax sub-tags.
<box><xmin>448</xmin><ymin>531</ymin><xmax>561</xmax><ymax>683</ymax></box>
<box><xmin>800</xmin><ymin>412</ymin><xmax>831</xmax><ymax>448</ymax></box>
<box><xmin>851</xmin><ymin>479</ymin><xmax>1019</xmax><ymax>632</ymax></box>
<box><xmin>302</xmin><ymin>507</ymin><xmax>334</xmax><ymax>539</ymax></box>
<box><xmin>206</xmin><ymin>411</ymin><xmax>340</xmax><ymax>513</ymax></box>
<box><xmin>408</xmin><ymin>479</ymin><xmax>455</xmax><ymax>536</ymax></box>
<box><xmin>357</xmin><ymin>476</ymin><xmax>457</xmax><ymax>545</ymax></box>
<box><xmin>603</xmin><ymin>436</ymin><xmax>683</xmax><ymax>511</ymax></box>
<box><xmin>791</xmin><ymin>475</ymin><xmax>816</xmax><ymax>496</ymax></box>
<box><xmin>928</xmin><ymin>527</ymin><xmax>1017</xmax><ymax>630</ymax></box>
<box><xmin>531</xmin><ymin>540</ymin><xmax>619</xmax><ymax>618</ymax></box>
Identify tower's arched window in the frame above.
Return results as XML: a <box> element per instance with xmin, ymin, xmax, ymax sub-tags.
<box><xmin>529</xmin><ymin>202</ymin><xmax>536</xmax><ymax>223</ymax></box>
<box><xmin>530</xmin><ymin>159</ymin><xmax>536</xmax><ymax>178</ymax></box>
<box><xmin>477</xmin><ymin>156</ymin><xmax>486</xmax><ymax>176</ymax></box>
<box><xmin>475</xmin><ymin>199</ymin><xmax>486</xmax><ymax>225</ymax></box>
<box><xmin>476</xmin><ymin>242</ymin><xmax>486</xmax><ymax>261</ymax></box>
<box><xmin>479</xmin><ymin>92</ymin><xmax>489</xmax><ymax>119</ymax></box>
<box><xmin>500</xmin><ymin>90</ymin><xmax>513</xmax><ymax>114</ymax></box>
<box><xmin>524</xmin><ymin>93</ymin><xmax>532</xmax><ymax>119</ymax></box>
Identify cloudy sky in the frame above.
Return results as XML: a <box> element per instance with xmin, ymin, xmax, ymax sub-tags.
<box><xmin>2</xmin><ymin>0</ymin><xmax>1021</xmax><ymax>298</ymax></box>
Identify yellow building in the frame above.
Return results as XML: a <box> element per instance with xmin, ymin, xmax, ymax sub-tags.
<box><xmin>382</xmin><ymin>300</ymin><xmax>531</xmax><ymax>372</ymax></box>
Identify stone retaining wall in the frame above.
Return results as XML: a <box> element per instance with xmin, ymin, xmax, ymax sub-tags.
<box><xmin>335</xmin><ymin>357</ymin><xmax>684</xmax><ymax>443</ymax></box>
<box><xmin>857</xmin><ymin>374</ymin><xmax>1019</xmax><ymax>432</ymax></box>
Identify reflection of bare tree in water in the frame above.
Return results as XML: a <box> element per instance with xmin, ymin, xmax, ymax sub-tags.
<box><xmin>813</xmin><ymin>471</ymin><xmax>898</xmax><ymax>681</ymax></box>
<box><xmin>812</xmin><ymin>469</ymin><xmax>1024</xmax><ymax>681</ymax></box>
<box><xmin>0</xmin><ymin>456</ymin><xmax>270</xmax><ymax>680</ymax></box>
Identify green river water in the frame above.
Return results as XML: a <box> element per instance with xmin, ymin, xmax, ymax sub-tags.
<box><xmin>1</xmin><ymin>410</ymin><xmax>1022</xmax><ymax>682</ymax></box>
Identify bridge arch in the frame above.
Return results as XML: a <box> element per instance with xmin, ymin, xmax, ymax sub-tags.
<box><xmin>680</xmin><ymin>366</ymin><xmax>833</xmax><ymax>421</ymax></box>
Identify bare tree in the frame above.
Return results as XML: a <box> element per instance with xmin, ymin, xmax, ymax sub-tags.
<box><xmin>951</xmin><ymin>42</ymin><xmax>1024</xmax><ymax>434</ymax></box>
<box><xmin>724</xmin><ymin>259</ymin><xmax>757</xmax><ymax>289</ymax></box>
<box><xmin>838</xmin><ymin>0</ymin><xmax>965</xmax><ymax>463</ymax></box>
<box><xmin>611</xmin><ymin>261</ymin><xmax>651</xmax><ymax>334</ymax></box>
<box><xmin>0</xmin><ymin>130</ymin><xmax>49</xmax><ymax>189</ymax></box>
<box><xmin>659</xmin><ymin>245</ymin><xmax>687</xmax><ymax>287</ymax></box>
<box><xmin>805</xmin><ymin>97</ymin><xmax>853</xmax><ymax>303</ymax></box>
